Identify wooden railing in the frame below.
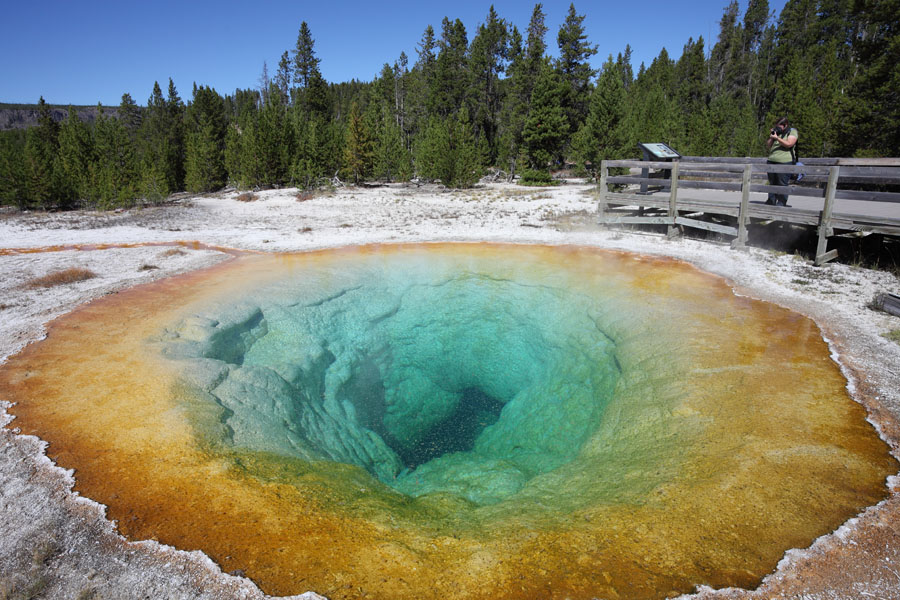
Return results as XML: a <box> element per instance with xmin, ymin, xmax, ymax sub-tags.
<box><xmin>598</xmin><ymin>157</ymin><xmax>900</xmax><ymax>265</ymax></box>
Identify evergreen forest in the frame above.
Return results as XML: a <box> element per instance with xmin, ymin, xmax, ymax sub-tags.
<box><xmin>1</xmin><ymin>0</ymin><xmax>897</xmax><ymax>210</ymax></box>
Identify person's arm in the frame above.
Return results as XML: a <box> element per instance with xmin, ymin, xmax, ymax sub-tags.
<box><xmin>775</xmin><ymin>131</ymin><xmax>798</xmax><ymax>149</ymax></box>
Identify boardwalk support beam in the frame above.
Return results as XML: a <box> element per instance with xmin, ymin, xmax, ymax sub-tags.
<box><xmin>815</xmin><ymin>166</ymin><xmax>840</xmax><ymax>266</ymax></box>
<box><xmin>731</xmin><ymin>164</ymin><xmax>752</xmax><ymax>249</ymax></box>
<box><xmin>667</xmin><ymin>161</ymin><xmax>680</xmax><ymax>238</ymax></box>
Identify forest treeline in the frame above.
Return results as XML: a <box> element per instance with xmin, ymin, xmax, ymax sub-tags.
<box><xmin>1</xmin><ymin>0</ymin><xmax>897</xmax><ymax>210</ymax></box>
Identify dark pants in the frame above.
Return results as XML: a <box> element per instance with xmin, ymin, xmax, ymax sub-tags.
<box><xmin>766</xmin><ymin>161</ymin><xmax>790</xmax><ymax>206</ymax></box>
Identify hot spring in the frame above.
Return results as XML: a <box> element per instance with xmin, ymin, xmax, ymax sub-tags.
<box><xmin>2</xmin><ymin>243</ymin><xmax>895</xmax><ymax>599</ymax></box>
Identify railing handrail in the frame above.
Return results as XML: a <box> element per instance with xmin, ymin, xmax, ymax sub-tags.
<box><xmin>604</xmin><ymin>158</ymin><xmax>900</xmax><ymax>188</ymax></box>
<box><xmin>604</xmin><ymin>159</ymin><xmax>900</xmax><ymax>180</ymax></box>
<box><xmin>678</xmin><ymin>155</ymin><xmax>900</xmax><ymax>168</ymax></box>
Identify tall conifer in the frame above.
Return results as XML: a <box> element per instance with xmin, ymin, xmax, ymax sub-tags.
<box><xmin>468</xmin><ymin>6</ymin><xmax>508</xmax><ymax>162</ymax></box>
<box><xmin>57</xmin><ymin>106</ymin><xmax>93</xmax><ymax>206</ymax></box>
<box><xmin>343</xmin><ymin>101</ymin><xmax>374</xmax><ymax>183</ymax></box>
<box><xmin>556</xmin><ymin>3</ymin><xmax>597</xmax><ymax>138</ymax></box>
<box><xmin>24</xmin><ymin>97</ymin><xmax>60</xmax><ymax>209</ymax></box>
<box><xmin>572</xmin><ymin>55</ymin><xmax>626</xmax><ymax>177</ymax></box>
<box><xmin>0</xmin><ymin>131</ymin><xmax>28</xmax><ymax>209</ymax></box>
<box><xmin>185</xmin><ymin>85</ymin><xmax>227</xmax><ymax>192</ymax></box>
<box><xmin>522</xmin><ymin>60</ymin><xmax>569</xmax><ymax>170</ymax></box>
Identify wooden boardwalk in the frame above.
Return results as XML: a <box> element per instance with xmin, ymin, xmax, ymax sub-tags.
<box><xmin>598</xmin><ymin>156</ymin><xmax>900</xmax><ymax>265</ymax></box>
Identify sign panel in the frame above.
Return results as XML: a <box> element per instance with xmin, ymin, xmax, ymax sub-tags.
<box><xmin>638</xmin><ymin>143</ymin><xmax>681</xmax><ymax>159</ymax></box>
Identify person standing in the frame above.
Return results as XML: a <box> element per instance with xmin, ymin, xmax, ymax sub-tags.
<box><xmin>765</xmin><ymin>117</ymin><xmax>799</xmax><ymax>206</ymax></box>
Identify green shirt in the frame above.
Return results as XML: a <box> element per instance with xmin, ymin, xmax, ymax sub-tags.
<box><xmin>768</xmin><ymin>127</ymin><xmax>798</xmax><ymax>163</ymax></box>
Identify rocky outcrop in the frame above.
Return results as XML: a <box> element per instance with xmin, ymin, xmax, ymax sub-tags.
<box><xmin>0</xmin><ymin>104</ymin><xmax>120</xmax><ymax>130</ymax></box>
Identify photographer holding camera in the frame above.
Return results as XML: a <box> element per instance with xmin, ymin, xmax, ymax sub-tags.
<box><xmin>765</xmin><ymin>117</ymin><xmax>799</xmax><ymax>206</ymax></box>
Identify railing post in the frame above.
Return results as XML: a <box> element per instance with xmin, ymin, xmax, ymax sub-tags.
<box><xmin>815</xmin><ymin>165</ymin><xmax>840</xmax><ymax>265</ymax></box>
<box><xmin>667</xmin><ymin>161</ymin><xmax>680</xmax><ymax>238</ymax></box>
<box><xmin>732</xmin><ymin>163</ymin><xmax>752</xmax><ymax>249</ymax></box>
<box><xmin>598</xmin><ymin>160</ymin><xmax>609</xmax><ymax>225</ymax></box>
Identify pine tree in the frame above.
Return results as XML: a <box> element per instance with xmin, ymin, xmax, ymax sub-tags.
<box><xmin>166</xmin><ymin>79</ymin><xmax>186</xmax><ymax>191</ymax></box>
<box><xmin>414</xmin><ymin>109</ymin><xmax>479</xmax><ymax>188</ymax></box>
<box><xmin>275</xmin><ymin>51</ymin><xmax>292</xmax><ymax>103</ymax></box>
<box><xmin>395</xmin><ymin>53</ymin><xmax>410</xmax><ymax>141</ymax></box>
<box><xmin>224</xmin><ymin>121</ymin><xmax>244</xmax><ymax>186</ymax></box>
<box><xmin>451</xmin><ymin>107</ymin><xmax>481</xmax><ymax>188</ymax></box>
<box><xmin>57</xmin><ymin>106</ymin><xmax>93</xmax><ymax>206</ymax></box>
<box><xmin>293</xmin><ymin>22</ymin><xmax>320</xmax><ymax>88</ymax></box>
<box><xmin>468</xmin><ymin>6</ymin><xmax>508</xmax><ymax>163</ymax></box>
<box><xmin>185</xmin><ymin>85</ymin><xmax>227</xmax><ymax>192</ymax></box>
<box><xmin>258</xmin><ymin>61</ymin><xmax>271</xmax><ymax>105</ymax></box>
<box><xmin>522</xmin><ymin>60</ymin><xmax>569</xmax><ymax>170</ymax></box>
<box><xmin>0</xmin><ymin>130</ymin><xmax>27</xmax><ymax>209</ymax></box>
<box><xmin>572</xmin><ymin>55</ymin><xmax>626</xmax><ymax>177</ymax></box>
<box><xmin>841</xmin><ymin>0</ymin><xmax>900</xmax><ymax>155</ymax></box>
<box><xmin>497</xmin><ymin>26</ymin><xmax>528</xmax><ymax>176</ymax></box>
<box><xmin>415</xmin><ymin>116</ymin><xmax>452</xmax><ymax>183</ymax></box>
<box><xmin>291</xmin><ymin>22</ymin><xmax>330</xmax><ymax>116</ymax></box>
<box><xmin>139</xmin><ymin>81</ymin><xmax>173</xmax><ymax>200</ymax></box>
<box><xmin>741</xmin><ymin>0</ymin><xmax>770</xmax><ymax>111</ymax></box>
<box><xmin>256</xmin><ymin>84</ymin><xmax>291</xmax><ymax>185</ymax></box>
<box><xmin>497</xmin><ymin>5</ymin><xmax>551</xmax><ymax>176</ymax></box>
<box><xmin>90</xmin><ymin>105</ymin><xmax>137</xmax><ymax>208</ymax></box>
<box><xmin>674</xmin><ymin>37</ymin><xmax>710</xmax><ymax>154</ymax></box>
<box><xmin>374</xmin><ymin>102</ymin><xmax>412</xmax><ymax>182</ymax></box>
<box><xmin>343</xmin><ymin>101</ymin><xmax>374</xmax><ymax>183</ymax></box>
<box><xmin>525</xmin><ymin>3</ymin><xmax>548</xmax><ymax>72</ymax></box>
<box><xmin>223</xmin><ymin>88</ymin><xmax>261</xmax><ymax>187</ymax></box>
<box><xmin>430</xmin><ymin>17</ymin><xmax>469</xmax><ymax>118</ymax></box>
<box><xmin>616</xmin><ymin>45</ymin><xmax>634</xmax><ymax>90</ymax></box>
<box><xmin>292</xmin><ymin>113</ymin><xmax>342</xmax><ymax>187</ymax></box>
<box><xmin>118</xmin><ymin>93</ymin><xmax>142</xmax><ymax>143</ymax></box>
<box><xmin>556</xmin><ymin>3</ymin><xmax>598</xmax><ymax>139</ymax></box>
<box><xmin>24</xmin><ymin>97</ymin><xmax>60</xmax><ymax>209</ymax></box>
<box><xmin>619</xmin><ymin>47</ymin><xmax>682</xmax><ymax>157</ymax></box>
<box><xmin>415</xmin><ymin>23</ymin><xmax>437</xmax><ymax>94</ymax></box>
<box><xmin>407</xmin><ymin>25</ymin><xmax>437</xmax><ymax>143</ymax></box>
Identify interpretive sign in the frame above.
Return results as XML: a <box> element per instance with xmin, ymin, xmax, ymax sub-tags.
<box><xmin>638</xmin><ymin>143</ymin><xmax>681</xmax><ymax>159</ymax></box>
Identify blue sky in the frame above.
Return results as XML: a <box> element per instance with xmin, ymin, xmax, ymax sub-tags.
<box><xmin>1</xmin><ymin>0</ymin><xmax>786</xmax><ymax>106</ymax></box>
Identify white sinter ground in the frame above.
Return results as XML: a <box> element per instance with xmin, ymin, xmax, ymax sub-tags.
<box><xmin>1</xmin><ymin>181</ymin><xmax>898</xmax><ymax>599</ymax></box>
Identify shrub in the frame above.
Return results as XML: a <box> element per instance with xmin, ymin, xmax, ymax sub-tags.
<box><xmin>519</xmin><ymin>169</ymin><xmax>555</xmax><ymax>186</ymax></box>
<box><xmin>27</xmin><ymin>268</ymin><xmax>97</xmax><ymax>288</ymax></box>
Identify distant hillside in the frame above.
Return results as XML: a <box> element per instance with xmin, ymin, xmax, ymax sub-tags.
<box><xmin>0</xmin><ymin>103</ymin><xmax>121</xmax><ymax>131</ymax></box>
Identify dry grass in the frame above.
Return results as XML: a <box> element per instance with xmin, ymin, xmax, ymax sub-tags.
<box><xmin>236</xmin><ymin>192</ymin><xmax>257</xmax><ymax>202</ymax></box>
<box><xmin>0</xmin><ymin>575</ymin><xmax>50</xmax><ymax>600</ymax></box>
<box><xmin>498</xmin><ymin>189</ymin><xmax>538</xmax><ymax>199</ymax></box>
<box><xmin>0</xmin><ymin>534</ymin><xmax>59</xmax><ymax>600</ymax></box>
<box><xmin>159</xmin><ymin>248</ymin><xmax>186</xmax><ymax>258</ymax></box>
<box><xmin>26</xmin><ymin>268</ymin><xmax>97</xmax><ymax>288</ymax></box>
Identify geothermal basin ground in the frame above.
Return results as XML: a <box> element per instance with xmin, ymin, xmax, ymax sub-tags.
<box><xmin>1</xmin><ymin>180</ymin><xmax>899</xmax><ymax>600</ymax></box>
